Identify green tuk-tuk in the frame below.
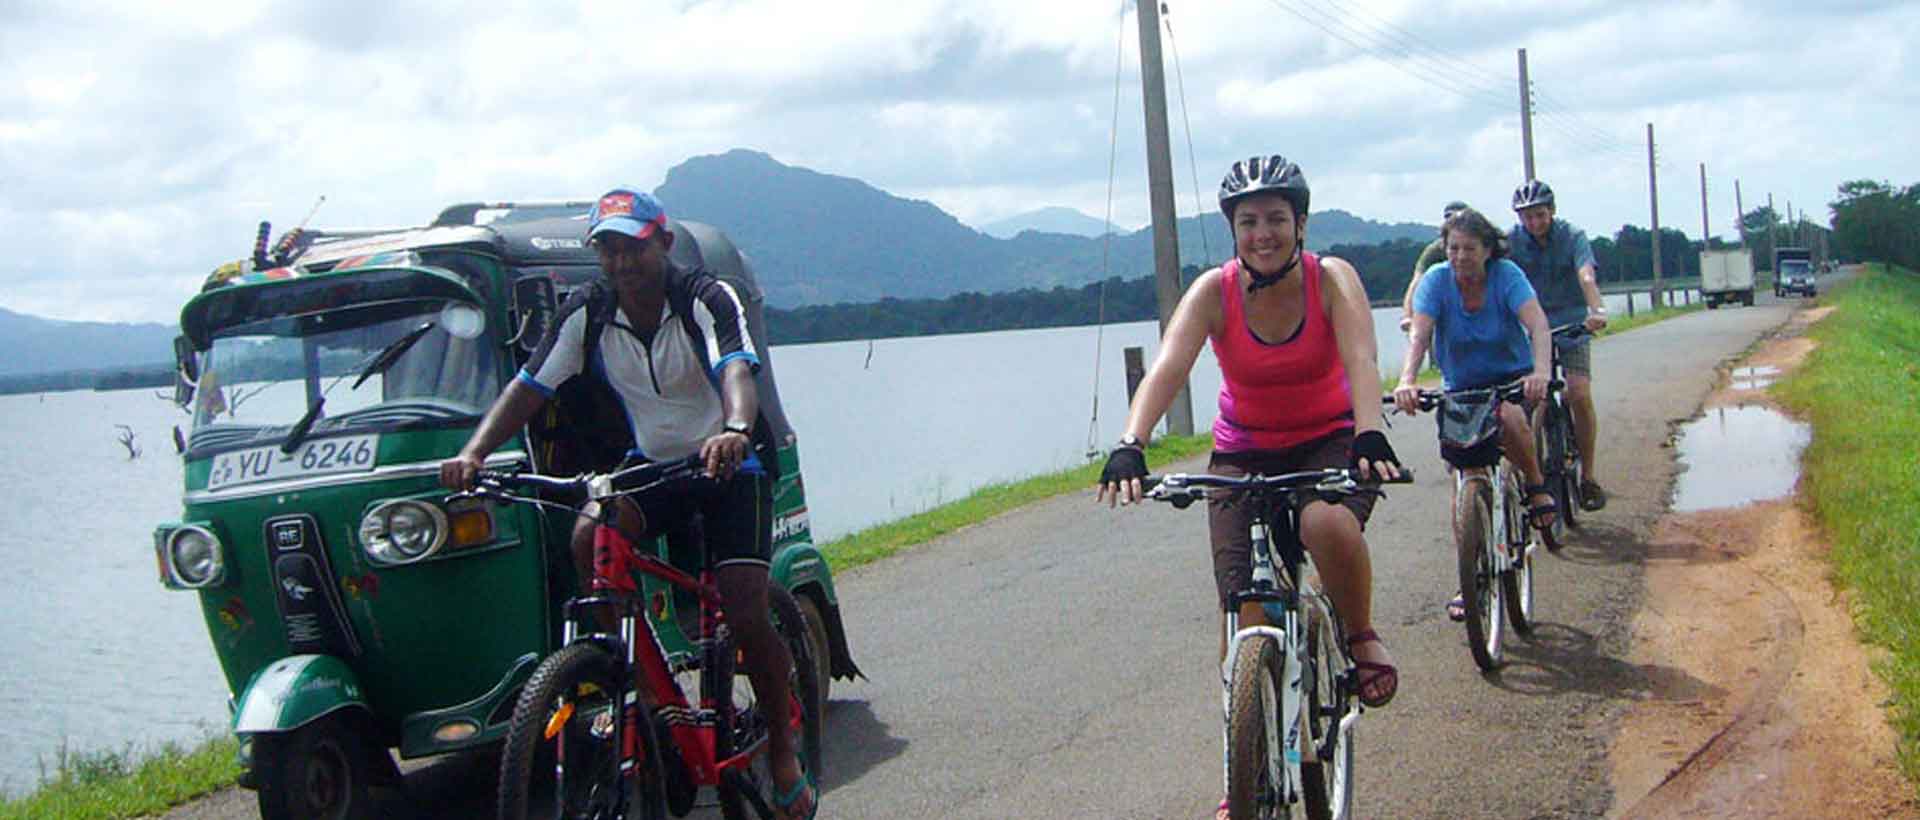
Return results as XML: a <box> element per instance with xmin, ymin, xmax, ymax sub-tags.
<box><xmin>152</xmin><ymin>202</ymin><xmax>857</xmax><ymax>818</ymax></box>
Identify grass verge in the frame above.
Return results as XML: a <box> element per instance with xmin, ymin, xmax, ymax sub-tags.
<box><xmin>818</xmin><ymin>433</ymin><xmax>1213</xmax><ymax>570</ymax></box>
<box><xmin>1772</xmin><ymin>263</ymin><xmax>1920</xmax><ymax>788</ymax></box>
<box><xmin>0</xmin><ymin>736</ymin><xmax>239</xmax><ymax>820</ymax></box>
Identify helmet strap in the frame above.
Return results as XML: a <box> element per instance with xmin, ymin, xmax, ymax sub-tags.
<box><xmin>1243</xmin><ymin>247</ymin><xmax>1302</xmax><ymax>293</ymax></box>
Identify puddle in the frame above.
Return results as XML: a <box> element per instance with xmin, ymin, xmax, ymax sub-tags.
<box><xmin>1671</xmin><ymin>405</ymin><xmax>1811</xmax><ymax>512</ymax></box>
<box><xmin>1728</xmin><ymin>365</ymin><xmax>1781</xmax><ymax>391</ymax></box>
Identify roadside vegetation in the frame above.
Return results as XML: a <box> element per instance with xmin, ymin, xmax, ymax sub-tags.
<box><xmin>1774</xmin><ymin>263</ymin><xmax>1920</xmax><ymax>787</ymax></box>
<box><xmin>819</xmin><ymin>433</ymin><xmax>1214</xmax><ymax>570</ymax></box>
<box><xmin>0</xmin><ymin>736</ymin><xmax>238</xmax><ymax>820</ymax></box>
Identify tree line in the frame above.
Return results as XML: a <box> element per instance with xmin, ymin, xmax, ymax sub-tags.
<box><xmin>1830</xmin><ymin>179</ymin><xmax>1920</xmax><ymax>269</ymax></box>
<box><xmin>762</xmin><ymin>221</ymin><xmax>1746</xmax><ymax>345</ymax></box>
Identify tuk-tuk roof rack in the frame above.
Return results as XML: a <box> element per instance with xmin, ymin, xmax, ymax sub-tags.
<box><xmin>432</xmin><ymin>200</ymin><xmax>597</xmax><ymax>227</ymax></box>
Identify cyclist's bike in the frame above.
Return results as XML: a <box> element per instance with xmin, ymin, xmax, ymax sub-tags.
<box><xmin>1145</xmin><ymin>468</ymin><xmax>1409</xmax><ymax>820</ymax></box>
<box><xmin>1395</xmin><ymin>384</ymin><xmax>1537</xmax><ymax>670</ymax></box>
<box><xmin>1533</xmin><ymin>324</ymin><xmax>1591</xmax><ymax>550</ymax></box>
<box><xmin>460</xmin><ymin>456</ymin><xmax>822</xmax><ymax>820</ymax></box>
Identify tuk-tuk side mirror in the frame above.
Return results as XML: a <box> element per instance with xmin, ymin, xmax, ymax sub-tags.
<box><xmin>172</xmin><ymin>335</ymin><xmax>198</xmax><ymax>408</ymax></box>
<box><xmin>510</xmin><ymin>277</ymin><xmax>557</xmax><ymax>355</ymax></box>
<box><xmin>174</xmin><ymin>335</ymin><xmax>199</xmax><ymax>382</ymax></box>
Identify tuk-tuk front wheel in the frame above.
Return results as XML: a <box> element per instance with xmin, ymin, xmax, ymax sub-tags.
<box><xmin>253</xmin><ymin>715</ymin><xmax>376</xmax><ymax>820</ymax></box>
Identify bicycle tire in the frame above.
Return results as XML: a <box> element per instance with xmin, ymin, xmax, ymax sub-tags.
<box><xmin>1226</xmin><ymin>633</ymin><xmax>1285</xmax><ymax>820</ymax></box>
<box><xmin>1555</xmin><ymin>402</ymin><xmax>1584</xmax><ymax>531</ymax></box>
<box><xmin>1456</xmin><ymin>482</ymin><xmax>1504</xmax><ymax>670</ymax></box>
<box><xmin>498</xmin><ymin>642</ymin><xmax>663</xmax><ymax>820</ymax></box>
<box><xmin>1532</xmin><ymin>406</ymin><xmax>1569</xmax><ymax>551</ymax></box>
<box><xmin>717</xmin><ymin>584</ymin><xmax>824</xmax><ymax>820</ymax></box>
<box><xmin>1300</xmin><ymin>606</ymin><xmax>1351</xmax><ymax>820</ymax></box>
<box><xmin>1501</xmin><ymin>475</ymin><xmax>1536</xmax><ymax>637</ymax></box>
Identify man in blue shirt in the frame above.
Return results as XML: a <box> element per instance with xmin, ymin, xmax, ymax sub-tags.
<box><xmin>1507</xmin><ymin>180</ymin><xmax>1609</xmax><ymax>511</ymax></box>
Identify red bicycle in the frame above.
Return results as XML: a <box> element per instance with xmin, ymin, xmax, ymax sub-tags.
<box><xmin>462</xmin><ymin>456</ymin><xmax>821</xmax><ymax>820</ymax></box>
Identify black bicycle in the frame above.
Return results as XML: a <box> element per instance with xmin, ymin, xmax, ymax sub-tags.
<box><xmin>1145</xmin><ymin>467</ymin><xmax>1409</xmax><ymax>820</ymax></box>
<box><xmin>1533</xmin><ymin>324</ymin><xmax>1590</xmax><ymax>550</ymax></box>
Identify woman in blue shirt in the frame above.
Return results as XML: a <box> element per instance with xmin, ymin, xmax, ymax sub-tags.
<box><xmin>1391</xmin><ymin>207</ymin><xmax>1554</xmax><ymax>621</ymax></box>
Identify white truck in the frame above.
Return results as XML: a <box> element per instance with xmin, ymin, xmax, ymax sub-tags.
<box><xmin>1699</xmin><ymin>247</ymin><xmax>1755</xmax><ymax>308</ymax></box>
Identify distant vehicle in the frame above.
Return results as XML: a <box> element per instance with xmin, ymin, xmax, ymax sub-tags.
<box><xmin>1699</xmin><ymin>248</ymin><xmax>1755</xmax><ymax>308</ymax></box>
<box><xmin>1774</xmin><ymin>247</ymin><xmax>1817</xmax><ymax>298</ymax></box>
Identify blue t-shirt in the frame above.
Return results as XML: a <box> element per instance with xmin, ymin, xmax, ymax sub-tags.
<box><xmin>1506</xmin><ymin>219</ymin><xmax>1596</xmax><ymax>327</ymax></box>
<box><xmin>1413</xmin><ymin>258</ymin><xmax>1539</xmax><ymax>390</ymax></box>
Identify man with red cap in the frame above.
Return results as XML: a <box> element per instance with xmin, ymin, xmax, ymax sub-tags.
<box><xmin>443</xmin><ymin>187</ymin><xmax>814</xmax><ymax>818</ymax></box>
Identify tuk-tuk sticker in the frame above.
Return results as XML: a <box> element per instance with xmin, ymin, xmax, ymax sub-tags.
<box><xmin>218</xmin><ymin>597</ymin><xmax>253</xmax><ymax>632</ymax></box>
<box><xmin>771</xmin><ymin>508</ymin><xmax>810</xmax><ymax>541</ymax></box>
<box><xmin>340</xmin><ymin>572</ymin><xmax>380</xmax><ymax>601</ymax></box>
<box><xmin>651</xmin><ymin>590</ymin><xmax>670</xmax><ymax>621</ymax></box>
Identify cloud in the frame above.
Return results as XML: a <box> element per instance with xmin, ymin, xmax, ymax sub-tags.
<box><xmin>0</xmin><ymin>0</ymin><xmax>1915</xmax><ymax>321</ymax></box>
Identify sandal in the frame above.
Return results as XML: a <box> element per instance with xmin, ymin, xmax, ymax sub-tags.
<box><xmin>1579</xmin><ymin>478</ymin><xmax>1607</xmax><ymax>511</ymax></box>
<box><xmin>772</xmin><ymin>753</ymin><xmax>817</xmax><ymax>820</ymax></box>
<box><xmin>1524</xmin><ymin>483</ymin><xmax>1558</xmax><ymax>529</ymax></box>
<box><xmin>1346</xmin><ymin>629</ymin><xmax>1399</xmax><ymax>708</ymax></box>
<box><xmin>1214</xmin><ymin>797</ymin><xmax>1230</xmax><ymax>820</ymax></box>
<box><xmin>1446</xmin><ymin>593</ymin><xmax>1467</xmax><ymax>622</ymax></box>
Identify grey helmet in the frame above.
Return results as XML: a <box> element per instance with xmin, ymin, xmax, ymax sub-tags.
<box><xmin>1218</xmin><ymin>155</ymin><xmax>1310</xmax><ymax>221</ymax></box>
<box><xmin>1512</xmin><ymin>179</ymin><xmax>1555</xmax><ymax>211</ymax></box>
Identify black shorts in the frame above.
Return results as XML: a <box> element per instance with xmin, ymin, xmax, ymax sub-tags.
<box><xmin>1206</xmin><ymin>430</ymin><xmax>1377</xmax><ymax>612</ymax></box>
<box><xmin>626</xmin><ymin>469</ymin><xmax>773</xmax><ymax>571</ymax></box>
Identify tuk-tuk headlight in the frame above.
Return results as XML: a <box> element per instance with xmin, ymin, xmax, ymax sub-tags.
<box><xmin>166</xmin><ymin>526</ymin><xmax>226</xmax><ymax>588</ymax></box>
<box><xmin>359</xmin><ymin>500</ymin><xmax>447</xmax><ymax>565</ymax></box>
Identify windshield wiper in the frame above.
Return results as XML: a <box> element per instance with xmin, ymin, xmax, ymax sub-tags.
<box><xmin>280</xmin><ymin>321</ymin><xmax>436</xmax><ymax>454</ymax></box>
<box><xmin>353</xmin><ymin>321</ymin><xmax>436</xmax><ymax>390</ymax></box>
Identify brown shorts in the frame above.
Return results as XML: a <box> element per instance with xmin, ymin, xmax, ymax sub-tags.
<box><xmin>1206</xmin><ymin>430</ymin><xmax>1377</xmax><ymax>612</ymax></box>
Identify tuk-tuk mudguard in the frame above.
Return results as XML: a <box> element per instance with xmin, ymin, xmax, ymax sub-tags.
<box><xmin>232</xmin><ymin>654</ymin><xmax>370</xmax><ymax>735</ymax></box>
<box><xmin>771</xmin><ymin>543</ymin><xmax>864</xmax><ymax>682</ymax></box>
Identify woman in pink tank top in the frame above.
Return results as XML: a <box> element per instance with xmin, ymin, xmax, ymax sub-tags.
<box><xmin>1096</xmin><ymin>157</ymin><xmax>1404</xmax><ymax>758</ymax></box>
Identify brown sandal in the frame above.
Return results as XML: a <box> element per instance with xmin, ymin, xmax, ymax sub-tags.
<box><xmin>1346</xmin><ymin>629</ymin><xmax>1399</xmax><ymax>708</ymax></box>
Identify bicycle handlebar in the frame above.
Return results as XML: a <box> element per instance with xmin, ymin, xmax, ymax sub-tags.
<box><xmin>1382</xmin><ymin>381</ymin><xmax>1532</xmax><ymax>413</ymax></box>
<box><xmin>453</xmin><ymin>454</ymin><xmax>713</xmax><ymax>507</ymax></box>
<box><xmin>1143</xmin><ymin>467</ymin><xmax>1414</xmax><ymax>509</ymax></box>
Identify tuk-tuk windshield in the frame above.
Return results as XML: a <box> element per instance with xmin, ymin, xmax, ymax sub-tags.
<box><xmin>189</xmin><ymin>300</ymin><xmax>499</xmax><ymax>446</ymax></box>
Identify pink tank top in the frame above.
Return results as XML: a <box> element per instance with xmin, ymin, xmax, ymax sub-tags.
<box><xmin>1211</xmin><ymin>253</ymin><xmax>1355</xmax><ymax>452</ymax></box>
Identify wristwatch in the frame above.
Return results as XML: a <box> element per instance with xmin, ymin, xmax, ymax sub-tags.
<box><xmin>723</xmin><ymin>421</ymin><xmax>752</xmax><ymax>436</ymax></box>
<box><xmin>1118</xmin><ymin>433</ymin><xmax>1144</xmax><ymax>450</ymax></box>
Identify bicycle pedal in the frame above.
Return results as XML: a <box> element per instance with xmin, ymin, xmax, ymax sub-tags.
<box><xmin>589</xmin><ymin>708</ymin><xmax>616</xmax><ymax>740</ymax></box>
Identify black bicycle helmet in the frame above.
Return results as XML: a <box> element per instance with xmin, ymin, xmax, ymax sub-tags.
<box><xmin>1218</xmin><ymin>155</ymin><xmax>1310</xmax><ymax>221</ymax></box>
<box><xmin>1512</xmin><ymin>179</ymin><xmax>1555</xmax><ymax>211</ymax></box>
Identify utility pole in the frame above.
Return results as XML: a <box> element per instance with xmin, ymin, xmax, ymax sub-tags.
<box><xmin>1137</xmin><ymin>0</ymin><xmax>1193</xmax><ymax>436</ymax></box>
<box><xmin>1735</xmin><ymin>179</ymin><xmax>1747</xmax><ymax>246</ymax></box>
<box><xmin>1699</xmin><ymin>163</ymin><xmax>1710</xmax><ymax>247</ymax></box>
<box><xmin>1647</xmin><ymin>123</ymin><xmax>1663</xmax><ymax>307</ymax></box>
<box><xmin>1768</xmin><ymin>192</ymin><xmax>1777</xmax><ymax>247</ymax></box>
<box><xmin>1517</xmin><ymin>48</ymin><xmax>1536</xmax><ymax>181</ymax></box>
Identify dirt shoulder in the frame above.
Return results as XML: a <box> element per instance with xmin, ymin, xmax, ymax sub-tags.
<box><xmin>1608</xmin><ymin>306</ymin><xmax>1918</xmax><ymax>819</ymax></box>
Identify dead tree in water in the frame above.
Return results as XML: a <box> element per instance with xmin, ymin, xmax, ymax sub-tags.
<box><xmin>115</xmin><ymin>425</ymin><xmax>142</xmax><ymax>460</ymax></box>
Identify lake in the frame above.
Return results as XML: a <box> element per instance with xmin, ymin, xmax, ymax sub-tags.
<box><xmin>0</xmin><ymin>294</ymin><xmax>1687</xmax><ymax>795</ymax></box>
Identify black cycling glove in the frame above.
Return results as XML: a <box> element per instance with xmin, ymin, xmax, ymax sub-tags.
<box><xmin>1350</xmin><ymin>430</ymin><xmax>1401</xmax><ymax>475</ymax></box>
<box><xmin>1100</xmin><ymin>446</ymin><xmax>1148</xmax><ymax>486</ymax></box>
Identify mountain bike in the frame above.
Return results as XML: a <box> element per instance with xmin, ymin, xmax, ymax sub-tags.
<box><xmin>1397</xmin><ymin>384</ymin><xmax>1537</xmax><ymax>670</ymax></box>
<box><xmin>1533</xmin><ymin>324</ymin><xmax>1591</xmax><ymax>550</ymax></box>
<box><xmin>1145</xmin><ymin>467</ymin><xmax>1410</xmax><ymax>820</ymax></box>
<box><xmin>458</xmin><ymin>456</ymin><xmax>822</xmax><ymax>820</ymax></box>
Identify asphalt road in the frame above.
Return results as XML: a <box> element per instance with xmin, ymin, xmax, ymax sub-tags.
<box><xmin>165</xmin><ymin>287</ymin><xmax>1812</xmax><ymax>820</ymax></box>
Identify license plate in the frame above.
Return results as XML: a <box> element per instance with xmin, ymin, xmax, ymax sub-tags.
<box><xmin>206</xmin><ymin>434</ymin><xmax>380</xmax><ymax>490</ymax></box>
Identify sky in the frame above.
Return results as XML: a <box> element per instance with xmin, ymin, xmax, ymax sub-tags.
<box><xmin>2</xmin><ymin>0</ymin><xmax>1914</xmax><ymax>323</ymax></box>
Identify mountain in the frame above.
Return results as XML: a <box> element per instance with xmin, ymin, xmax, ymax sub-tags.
<box><xmin>657</xmin><ymin>149</ymin><xmax>1437</xmax><ymax>307</ymax></box>
<box><xmin>980</xmin><ymin>207</ymin><xmax>1125</xmax><ymax>239</ymax></box>
<box><xmin>0</xmin><ymin>307</ymin><xmax>176</xmax><ymax>379</ymax></box>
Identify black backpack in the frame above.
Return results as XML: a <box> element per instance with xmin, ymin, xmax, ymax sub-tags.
<box><xmin>540</xmin><ymin>271</ymin><xmax>781</xmax><ymax>479</ymax></box>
